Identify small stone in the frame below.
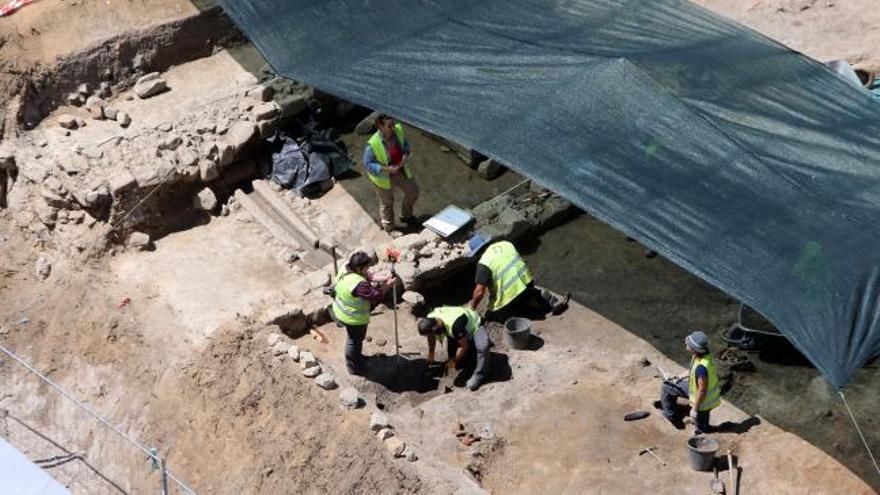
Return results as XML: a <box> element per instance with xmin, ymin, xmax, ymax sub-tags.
<box><xmin>287</xmin><ymin>344</ymin><xmax>300</xmax><ymax>362</ymax></box>
<box><xmin>374</xmin><ymin>338</ymin><xmax>387</xmax><ymax>347</ymax></box>
<box><xmin>377</xmin><ymin>428</ymin><xmax>393</xmax><ymax>441</ymax></box>
<box><xmin>339</xmin><ymin>387</ymin><xmax>361</xmax><ymax>408</ymax></box>
<box><xmin>116</xmin><ymin>112</ymin><xmax>132</xmax><ymax>128</ymax></box>
<box><xmin>103</xmin><ymin>107</ymin><xmax>119</xmax><ymax>120</ymax></box>
<box><xmin>66</xmin><ymin>93</ymin><xmax>85</xmax><ymax>106</ymax></box>
<box><xmin>370</xmin><ymin>412</ymin><xmax>390</xmax><ymax>431</ymax></box>
<box><xmin>97</xmin><ymin>81</ymin><xmax>112</xmax><ymax>98</ymax></box>
<box><xmin>401</xmin><ymin>291</ymin><xmax>425</xmax><ymax>306</ymax></box>
<box><xmin>127</xmin><ymin>232</ymin><xmax>151</xmax><ymax>250</ymax></box>
<box><xmin>76</xmin><ymin>83</ymin><xmax>90</xmax><ymax>96</ymax></box>
<box><xmin>477</xmin><ymin>158</ymin><xmax>505</xmax><ymax>180</ymax></box>
<box><xmin>157</xmin><ymin>122</ymin><xmax>173</xmax><ymax>133</ymax></box>
<box><xmin>134</xmin><ymin>72</ymin><xmax>168</xmax><ymax>99</ymax></box>
<box><xmin>247</xmin><ymin>84</ymin><xmax>275</xmax><ymax>102</ymax></box>
<box><xmin>384</xmin><ymin>437</ymin><xmax>406</xmax><ymax>458</ymax></box>
<box><xmin>315</xmin><ymin>373</ymin><xmax>337</xmax><ymax>389</ymax></box>
<box><xmin>303</xmin><ymin>365</ymin><xmax>322</xmax><ymax>378</ymax></box>
<box><xmin>403</xmin><ymin>446</ymin><xmax>418</xmax><ymax>462</ymax></box>
<box><xmin>299</xmin><ymin>351</ymin><xmax>317</xmax><ymax>369</ymax></box>
<box><xmin>194</xmin><ymin>188</ymin><xmax>218</xmax><ymax>211</ymax></box>
<box><xmin>199</xmin><ymin>159</ymin><xmax>219</xmax><ymax>182</ymax></box>
<box><xmin>58</xmin><ymin>114</ymin><xmax>79</xmax><ymax>129</ymax></box>
<box><xmin>35</xmin><ymin>257</ymin><xmax>51</xmax><ymax>281</ymax></box>
<box><xmin>266</xmin><ymin>332</ymin><xmax>281</xmax><ymax>346</ymax></box>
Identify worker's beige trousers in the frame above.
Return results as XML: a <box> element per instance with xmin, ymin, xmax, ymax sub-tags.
<box><xmin>374</xmin><ymin>174</ymin><xmax>419</xmax><ymax>229</ymax></box>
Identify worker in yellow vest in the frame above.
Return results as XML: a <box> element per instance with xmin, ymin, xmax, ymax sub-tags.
<box><xmin>417</xmin><ymin>305</ymin><xmax>491</xmax><ymax>391</ymax></box>
<box><xmin>363</xmin><ymin>114</ymin><xmax>419</xmax><ymax>233</ymax></box>
<box><xmin>330</xmin><ymin>251</ymin><xmax>397</xmax><ymax>376</ymax></box>
<box><xmin>658</xmin><ymin>331</ymin><xmax>720</xmax><ymax>433</ymax></box>
<box><xmin>467</xmin><ymin>233</ymin><xmax>569</xmax><ymax>322</ymax></box>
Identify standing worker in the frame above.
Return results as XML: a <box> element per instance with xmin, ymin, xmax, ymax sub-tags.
<box><xmin>330</xmin><ymin>251</ymin><xmax>397</xmax><ymax>376</ymax></box>
<box><xmin>467</xmin><ymin>233</ymin><xmax>568</xmax><ymax>322</ymax></box>
<box><xmin>363</xmin><ymin>114</ymin><xmax>419</xmax><ymax>233</ymax></box>
<box><xmin>658</xmin><ymin>330</ymin><xmax>720</xmax><ymax>433</ymax></box>
<box><xmin>417</xmin><ymin>305</ymin><xmax>491</xmax><ymax>391</ymax></box>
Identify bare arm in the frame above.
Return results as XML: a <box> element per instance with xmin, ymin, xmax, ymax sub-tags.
<box><xmin>453</xmin><ymin>337</ymin><xmax>469</xmax><ymax>365</ymax></box>
<box><xmin>427</xmin><ymin>335</ymin><xmax>436</xmax><ymax>363</ymax></box>
<box><xmin>470</xmin><ymin>284</ymin><xmax>488</xmax><ymax>309</ymax></box>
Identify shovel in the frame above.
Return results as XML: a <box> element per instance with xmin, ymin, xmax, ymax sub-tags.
<box><xmin>711</xmin><ymin>467</ymin><xmax>726</xmax><ymax>494</ymax></box>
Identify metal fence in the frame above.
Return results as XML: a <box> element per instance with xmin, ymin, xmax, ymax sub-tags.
<box><xmin>0</xmin><ymin>345</ymin><xmax>196</xmax><ymax>494</ymax></box>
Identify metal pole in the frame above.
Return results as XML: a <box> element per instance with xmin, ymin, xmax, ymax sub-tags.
<box><xmin>392</xmin><ymin>260</ymin><xmax>399</xmax><ymax>357</ymax></box>
<box><xmin>161</xmin><ymin>458</ymin><xmax>169</xmax><ymax>495</ymax></box>
<box><xmin>331</xmin><ymin>246</ymin><xmax>338</xmax><ymax>278</ymax></box>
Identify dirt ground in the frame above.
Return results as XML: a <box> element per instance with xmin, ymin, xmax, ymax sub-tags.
<box><xmin>1</xmin><ymin>0</ymin><xmax>880</xmax><ymax>494</ymax></box>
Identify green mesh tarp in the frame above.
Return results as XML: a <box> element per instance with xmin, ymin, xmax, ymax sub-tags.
<box><xmin>216</xmin><ymin>0</ymin><xmax>880</xmax><ymax>389</ymax></box>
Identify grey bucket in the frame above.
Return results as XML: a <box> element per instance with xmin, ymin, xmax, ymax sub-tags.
<box><xmin>505</xmin><ymin>318</ymin><xmax>531</xmax><ymax>350</ymax></box>
<box><xmin>686</xmin><ymin>436</ymin><xmax>719</xmax><ymax>471</ymax></box>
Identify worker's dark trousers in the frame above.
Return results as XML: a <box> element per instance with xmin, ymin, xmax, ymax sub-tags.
<box><xmin>660</xmin><ymin>377</ymin><xmax>711</xmax><ymax>432</ymax></box>
<box><xmin>343</xmin><ymin>323</ymin><xmax>368</xmax><ymax>374</ymax></box>
<box><xmin>447</xmin><ymin>326</ymin><xmax>491</xmax><ymax>385</ymax></box>
<box><xmin>485</xmin><ymin>284</ymin><xmax>555</xmax><ymax>323</ymax></box>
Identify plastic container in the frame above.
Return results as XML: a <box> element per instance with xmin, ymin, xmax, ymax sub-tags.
<box><xmin>505</xmin><ymin>318</ymin><xmax>531</xmax><ymax>350</ymax></box>
<box><xmin>686</xmin><ymin>436</ymin><xmax>719</xmax><ymax>472</ymax></box>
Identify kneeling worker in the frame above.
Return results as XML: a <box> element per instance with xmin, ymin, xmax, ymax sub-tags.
<box><xmin>467</xmin><ymin>233</ymin><xmax>567</xmax><ymax>322</ymax></box>
<box><xmin>659</xmin><ymin>330</ymin><xmax>720</xmax><ymax>433</ymax></box>
<box><xmin>417</xmin><ymin>305</ymin><xmax>491</xmax><ymax>391</ymax></box>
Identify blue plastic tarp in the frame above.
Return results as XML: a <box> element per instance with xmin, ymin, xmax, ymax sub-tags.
<box><xmin>215</xmin><ymin>0</ymin><xmax>880</xmax><ymax>389</ymax></box>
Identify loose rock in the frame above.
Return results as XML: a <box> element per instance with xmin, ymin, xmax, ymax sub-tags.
<box><xmin>403</xmin><ymin>446</ymin><xmax>418</xmax><ymax>462</ymax></box>
<box><xmin>300</xmin><ymin>351</ymin><xmax>317</xmax><ymax>369</ymax></box>
<box><xmin>254</xmin><ymin>102</ymin><xmax>280</xmax><ymax>121</ymax></box>
<box><xmin>377</xmin><ymin>428</ymin><xmax>394</xmax><ymax>441</ymax></box>
<box><xmin>58</xmin><ymin>114</ymin><xmax>79</xmax><ymax>129</ymax></box>
<box><xmin>315</xmin><ymin>373</ymin><xmax>337</xmax><ymax>389</ymax></box>
<box><xmin>384</xmin><ymin>437</ymin><xmax>407</xmax><ymax>458</ymax></box>
<box><xmin>127</xmin><ymin>232</ymin><xmax>151</xmax><ymax>250</ymax></box>
<box><xmin>303</xmin><ymin>365</ymin><xmax>322</xmax><ymax>378</ymax></box>
<box><xmin>194</xmin><ymin>188</ymin><xmax>218</xmax><ymax>211</ymax></box>
<box><xmin>35</xmin><ymin>257</ymin><xmax>52</xmax><ymax>281</ymax></box>
<box><xmin>287</xmin><ymin>344</ymin><xmax>300</xmax><ymax>362</ymax></box>
<box><xmin>116</xmin><ymin>112</ymin><xmax>132</xmax><ymax>128</ymax></box>
<box><xmin>477</xmin><ymin>158</ymin><xmax>505</xmax><ymax>180</ymax></box>
<box><xmin>134</xmin><ymin>72</ymin><xmax>168</xmax><ymax>99</ymax></box>
<box><xmin>339</xmin><ymin>387</ymin><xmax>362</xmax><ymax>408</ymax></box>
<box><xmin>401</xmin><ymin>291</ymin><xmax>425</xmax><ymax>306</ymax></box>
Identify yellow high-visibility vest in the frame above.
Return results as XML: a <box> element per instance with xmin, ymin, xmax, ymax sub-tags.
<box><xmin>367</xmin><ymin>122</ymin><xmax>412</xmax><ymax>189</ymax></box>
<box><xmin>478</xmin><ymin>241</ymin><xmax>532</xmax><ymax>311</ymax></box>
<box><xmin>688</xmin><ymin>354</ymin><xmax>721</xmax><ymax>411</ymax></box>
<box><xmin>427</xmin><ymin>306</ymin><xmax>480</xmax><ymax>341</ymax></box>
<box><xmin>331</xmin><ymin>270</ymin><xmax>370</xmax><ymax>326</ymax></box>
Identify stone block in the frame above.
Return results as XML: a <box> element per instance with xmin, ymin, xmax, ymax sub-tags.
<box><xmin>315</xmin><ymin>373</ymin><xmax>337</xmax><ymax>389</ymax></box>
<box><xmin>303</xmin><ymin>365</ymin><xmax>322</xmax><ymax>378</ymax></box>
<box><xmin>254</xmin><ymin>102</ymin><xmax>280</xmax><ymax>121</ymax></box>
<box><xmin>299</xmin><ymin>351</ymin><xmax>317</xmax><ymax>369</ymax></box>
<box><xmin>103</xmin><ymin>107</ymin><xmax>119</xmax><ymax>120</ymax></box>
<box><xmin>110</xmin><ymin>171</ymin><xmax>137</xmax><ymax>197</ymax></box>
<box><xmin>287</xmin><ymin>344</ymin><xmax>300</xmax><ymax>362</ymax></box>
<box><xmin>391</xmin><ymin>234</ymin><xmax>428</xmax><ymax>253</ymax></box>
<box><xmin>116</xmin><ymin>112</ymin><xmax>132</xmax><ymax>128</ymax></box>
<box><xmin>376</xmin><ymin>428</ymin><xmax>393</xmax><ymax>441</ymax></box>
<box><xmin>355</xmin><ymin>111</ymin><xmax>379</xmax><ymax>135</ymax></box>
<box><xmin>401</xmin><ymin>291</ymin><xmax>425</xmax><ymax>306</ymax></box>
<box><xmin>227</xmin><ymin>121</ymin><xmax>257</xmax><ymax>155</ymax></box>
<box><xmin>477</xmin><ymin>158</ymin><xmax>505</xmax><ymax>180</ymax></box>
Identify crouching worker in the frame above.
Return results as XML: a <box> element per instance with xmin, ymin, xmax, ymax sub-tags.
<box><xmin>659</xmin><ymin>330</ymin><xmax>720</xmax><ymax>433</ymax></box>
<box><xmin>417</xmin><ymin>306</ymin><xmax>491</xmax><ymax>391</ymax></box>
<box><xmin>330</xmin><ymin>251</ymin><xmax>396</xmax><ymax>376</ymax></box>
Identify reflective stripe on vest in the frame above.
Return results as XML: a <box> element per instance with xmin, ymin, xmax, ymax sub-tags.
<box><xmin>478</xmin><ymin>241</ymin><xmax>533</xmax><ymax>311</ymax></box>
<box><xmin>688</xmin><ymin>354</ymin><xmax>721</xmax><ymax>411</ymax></box>
<box><xmin>332</xmin><ymin>271</ymin><xmax>370</xmax><ymax>326</ymax></box>
<box><xmin>367</xmin><ymin>122</ymin><xmax>413</xmax><ymax>189</ymax></box>
<box><xmin>427</xmin><ymin>306</ymin><xmax>480</xmax><ymax>341</ymax></box>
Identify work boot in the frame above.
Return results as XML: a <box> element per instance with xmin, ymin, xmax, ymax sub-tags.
<box><xmin>551</xmin><ymin>292</ymin><xmax>571</xmax><ymax>316</ymax></box>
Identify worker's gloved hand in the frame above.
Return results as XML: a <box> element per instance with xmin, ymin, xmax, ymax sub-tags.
<box><xmin>689</xmin><ymin>409</ymin><xmax>699</xmax><ymax>423</ymax></box>
<box><xmin>447</xmin><ymin>359</ymin><xmax>458</xmax><ymax>371</ymax></box>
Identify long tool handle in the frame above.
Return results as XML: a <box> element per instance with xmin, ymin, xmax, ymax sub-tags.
<box><xmin>392</xmin><ymin>262</ymin><xmax>399</xmax><ymax>357</ymax></box>
<box><xmin>728</xmin><ymin>451</ymin><xmax>735</xmax><ymax>494</ymax></box>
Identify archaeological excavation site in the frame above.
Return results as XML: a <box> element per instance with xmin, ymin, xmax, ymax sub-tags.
<box><xmin>2</xmin><ymin>1</ymin><xmax>880</xmax><ymax>494</ymax></box>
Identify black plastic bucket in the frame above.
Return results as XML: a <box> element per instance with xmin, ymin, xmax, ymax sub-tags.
<box><xmin>505</xmin><ymin>318</ymin><xmax>531</xmax><ymax>350</ymax></box>
<box><xmin>686</xmin><ymin>436</ymin><xmax>719</xmax><ymax>471</ymax></box>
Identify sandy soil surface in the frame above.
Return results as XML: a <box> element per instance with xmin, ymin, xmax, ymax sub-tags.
<box><xmin>696</xmin><ymin>0</ymin><xmax>880</xmax><ymax>70</ymax></box>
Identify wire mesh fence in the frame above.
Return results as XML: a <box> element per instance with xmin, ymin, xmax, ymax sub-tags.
<box><xmin>0</xmin><ymin>345</ymin><xmax>195</xmax><ymax>494</ymax></box>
